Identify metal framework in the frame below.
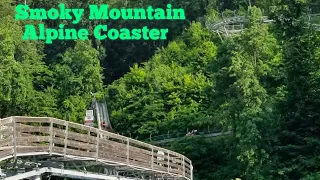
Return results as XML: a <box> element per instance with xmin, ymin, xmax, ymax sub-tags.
<box><xmin>3</xmin><ymin>167</ymin><xmax>143</xmax><ymax>180</ymax></box>
<box><xmin>206</xmin><ymin>15</ymin><xmax>273</xmax><ymax>39</ymax></box>
<box><xmin>91</xmin><ymin>96</ymin><xmax>113</xmax><ymax>131</ymax></box>
<box><xmin>150</xmin><ymin>132</ymin><xmax>232</xmax><ymax>145</ymax></box>
<box><xmin>0</xmin><ymin>117</ymin><xmax>193</xmax><ymax>180</ymax></box>
<box><xmin>206</xmin><ymin>14</ymin><xmax>320</xmax><ymax>40</ymax></box>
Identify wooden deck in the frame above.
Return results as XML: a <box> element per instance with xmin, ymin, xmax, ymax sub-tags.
<box><xmin>0</xmin><ymin>116</ymin><xmax>193</xmax><ymax>180</ymax></box>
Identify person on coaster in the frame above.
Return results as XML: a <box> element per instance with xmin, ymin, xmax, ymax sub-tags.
<box><xmin>101</xmin><ymin>121</ymin><xmax>111</xmax><ymax>131</ymax></box>
<box><xmin>101</xmin><ymin>122</ymin><xmax>107</xmax><ymax>130</ymax></box>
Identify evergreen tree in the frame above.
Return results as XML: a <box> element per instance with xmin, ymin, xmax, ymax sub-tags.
<box><xmin>213</xmin><ymin>6</ymin><xmax>280</xmax><ymax>179</ymax></box>
<box><xmin>0</xmin><ymin>1</ymin><xmax>54</xmax><ymax>117</ymax></box>
<box><xmin>271</xmin><ymin>0</ymin><xmax>320</xmax><ymax>178</ymax></box>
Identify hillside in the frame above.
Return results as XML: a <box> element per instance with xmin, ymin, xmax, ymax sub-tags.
<box><xmin>1</xmin><ymin>0</ymin><xmax>320</xmax><ymax>179</ymax></box>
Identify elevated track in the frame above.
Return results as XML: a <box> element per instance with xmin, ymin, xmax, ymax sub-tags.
<box><xmin>206</xmin><ymin>14</ymin><xmax>320</xmax><ymax>39</ymax></box>
<box><xmin>0</xmin><ymin>116</ymin><xmax>193</xmax><ymax>180</ymax></box>
<box><xmin>146</xmin><ymin>132</ymin><xmax>231</xmax><ymax>145</ymax></box>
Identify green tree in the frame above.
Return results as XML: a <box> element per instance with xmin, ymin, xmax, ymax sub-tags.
<box><xmin>107</xmin><ymin>62</ymin><xmax>212</xmax><ymax>137</ymax></box>
<box><xmin>154</xmin><ymin>22</ymin><xmax>217</xmax><ymax>74</ymax></box>
<box><xmin>106</xmin><ymin>23</ymin><xmax>216</xmax><ymax>137</ymax></box>
<box><xmin>212</xmin><ymin>6</ymin><xmax>280</xmax><ymax>179</ymax></box>
<box><xmin>270</xmin><ymin>0</ymin><xmax>320</xmax><ymax>178</ymax></box>
<box><xmin>0</xmin><ymin>1</ymin><xmax>54</xmax><ymax>117</ymax></box>
<box><xmin>55</xmin><ymin>40</ymin><xmax>104</xmax><ymax>123</ymax></box>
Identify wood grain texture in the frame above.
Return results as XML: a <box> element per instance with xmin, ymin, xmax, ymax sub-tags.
<box><xmin>0</xmin><ymin>116</ymin><xmax>193</xmax><ymax>180</ymax></box>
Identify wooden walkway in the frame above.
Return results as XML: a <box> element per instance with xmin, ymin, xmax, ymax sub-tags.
<box><xmin>0</xmin><ymin>116</ymin><xmax>193</xmax><ymax>180</ymax></box>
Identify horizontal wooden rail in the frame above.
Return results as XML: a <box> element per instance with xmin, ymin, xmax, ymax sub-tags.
<box><xmin>0</xmin><ymin>116</ymin><xmax>193</xmax><ymax>180</ymax></box>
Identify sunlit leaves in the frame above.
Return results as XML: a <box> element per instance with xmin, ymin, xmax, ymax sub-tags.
<box><xmin>212</xmin><ymin>6</ymin><xmax>280</xmax><ymax>178</ymax></box>
<box><xmin>55</xmin><ymin>40</ymin><xmax>104</xmax><ymax>122</ymax></box>
<box><xmin>0</xmin><ymin>2</ymin><xmax>49</xmax><ymax>117</ymax></box>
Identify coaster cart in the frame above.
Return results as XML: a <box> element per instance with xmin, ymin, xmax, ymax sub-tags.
<box><xmin>84</xmin><ymin>94</ymin><xmax>113</xmax><ymax>132</ymax></box>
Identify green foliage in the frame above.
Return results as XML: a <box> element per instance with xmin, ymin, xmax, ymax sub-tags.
<box><xmin>302</xmin><ymin>172</ymin><xmax>320</xmax><ymax>180</ymax></box>
<box><xmin>107</xmin><ymin>61</ymin><xmax>212</xmax><ymax>137</ymax></box>
<box><xmin>0</xmin><ymin>1</ymin><xmax>104</xmax><ymax>121</ymax></box>
<box><xmin>55</xmin><ymin>40</ymin><xmax>104</xmax><ymax>123</ymax></box>
<box><xmin>211</xmin><ymin>6</ymin><xmax>281</xmax><ymax>179</ymax></box>
<box><xmin>106</xmin><ymin>23</ymin><xmax>215</xmax><ymax>137</ymax></box>
<box><xmin>153</xmin><ymin>22</ymin><xmax>217</xmax><ymax>74</ymax></box>
<box><xmin>0</xmin><ymin>3</ymin><xmax>52</xmax><ymax>117</ymax></box>
<box><xmin>1</xmin><ymin>1</ymin><xmax>320</xmax><ymax>180</ymax></box>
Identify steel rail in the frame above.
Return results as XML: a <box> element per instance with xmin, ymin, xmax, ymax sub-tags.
<box><xmin>207</xmin><ymin>14</ymin><xmax>320</xmax><ymax>36</ymax></box>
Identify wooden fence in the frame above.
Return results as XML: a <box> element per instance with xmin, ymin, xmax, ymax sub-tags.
<box><xmin>0</xmin><ymin>116</ymin><xmax>193</xmax><ymax>180</ymax></box>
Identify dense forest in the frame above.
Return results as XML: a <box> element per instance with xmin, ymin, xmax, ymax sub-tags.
<box><xmin>1</xmin><ymin>0</ymin><xmax>320</xmax><ymax>179</ymax></box>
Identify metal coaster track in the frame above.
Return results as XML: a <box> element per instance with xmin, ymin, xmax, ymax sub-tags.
<box><xmin>207</xmin><ymin>14</ymin><xmax>320</xmax><ymax>38</ymax></box>
<box><xmin>149</xmin><ymin>132</ymin><xmax>231</xmax><ymax>145</ymax></box>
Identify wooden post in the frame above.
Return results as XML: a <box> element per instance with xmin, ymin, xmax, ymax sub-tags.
<box><xmin>12</xmin><ymin>117</ymin><xmax>16</xmax><ymax>160</ymax></box>
<box><xmin>126</xmin><ymin>138</ymin><xmax>129</xmax><ymax>164</ymax></box>
<box><xmin>49</xmin><ymin>118</ymin><xmax>53</xmax><ymax>155</ymax></box>
<box><xmin>63</xmin><ymin>122</ymin><xmax>69</xmax><ymax>158</ymax></box>
<box><xmin>183</xmin><ymin>156</ymin><xmax>185</xmax><ymax>177</ymax></box>
<box><xmin>96</xmin><ymin>131</ymin><xmax>99</xmax><ymax>160</ymax></box>
<box><xmin>191</xmin><ymin>164</ymin><xmax>193</xmax><ymax>180</ymax></box>
<box><xmin>87</xmin><ymin>131</ymin><xmax>90</xmax><ymax>152</ymax></box>
<box><xmin>0</xmin><ymin>118</ymin><xmax>2</xmax><ymax>140</ymax></box>
<box><xmin>151</xmin><ymin>147</ymin><xmax>154</xmax><ymax>170</ymax></box>
<box><xmin>167</xmin><ymin>151</ymin><xmax>170</xmax><ymax>173</ymax></box>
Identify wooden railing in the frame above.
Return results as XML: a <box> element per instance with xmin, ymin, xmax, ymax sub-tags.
<box><xmin>0</xmin><ymin>116</ymin><xmax>193</xmax><ymax>180</ymax></box>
